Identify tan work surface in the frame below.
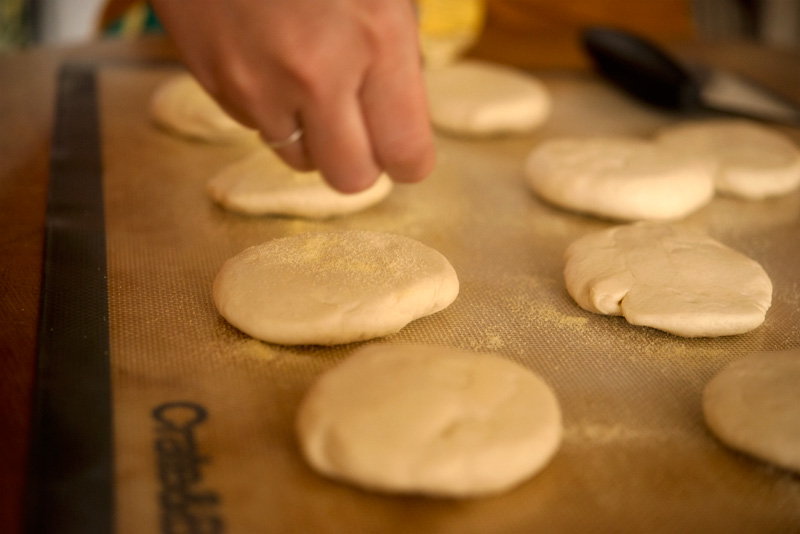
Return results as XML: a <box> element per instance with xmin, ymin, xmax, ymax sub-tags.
<box><xmin>101</xmin><ymin>65</ymin><xmax>800</xmax><ymax>533</ymax></box>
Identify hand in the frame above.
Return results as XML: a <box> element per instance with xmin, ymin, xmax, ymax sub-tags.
<box><xmin>151</xmin><ymin>0</ymin><xmax>436</xmax><ymax>193</ymax></box>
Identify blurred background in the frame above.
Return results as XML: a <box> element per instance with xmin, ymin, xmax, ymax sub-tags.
<box><xmin>1</xmin><ymin>0</ymin><xmax>799</xmax><ymax>55</ymax></box>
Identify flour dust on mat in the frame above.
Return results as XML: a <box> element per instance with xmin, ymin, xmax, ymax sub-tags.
<box><xmin>703</xmin><ymin>349</ymin><xmax>800</xmax><ymax>473</ymax></box>
<box><xmin>207</xmin><ymin>148</ymin><xmax>393</xmax><ymax>218</ymax></box>
<box><xmin>656</xmin><ymin>119</ymin><xmax>800</xmax><ymax>200</ymax></box>
<box><xmin>525</xmin><ymin>136</ymin><xmax>717</xmax><ymax>221</ymax></box>
<box><xmin>150</xmin><ymin>73</ymin><xmax>258</xmax><ymax>144</ymax></box>
<box><xmin>424</xmin><ymin>60</ymin><xmax>552</xmax><ymax>137</ymax></box>
<box><xmin>296</xmin><ymin>344</ymin><xmax>562</xmax><ymax>497</ymax></box>
<box><xmin>563</xmin><ymin>222</ymin><xmax>773</xmax><ymax>337</ymax></box>
<box><xmin>212</xmin><ymin>231</ymin><xmax>459</xmax><ymax>345</ymax></box>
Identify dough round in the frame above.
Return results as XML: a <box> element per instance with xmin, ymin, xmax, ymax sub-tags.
<box><xmin>703</xmin><ymin>349</ymin><xmax>800</xmax><ymax>473</ymax></box>
<box><xmin>212</xmin><ymin>231</ymin><xmax>459</xmax><ymax>345</ymax></box>
<box><xmin>564</xmin><ymin>222</ymin><xmax>773</xmax><ymax>337</ymax></box>
<box><xmin>525</xmin><ymin>137</ymin><xmax>716</xmax><ymax>221</ymax></box>
<box><xmin>424</xmin><ymin>60</ymin><xmax>551</xmax><ymax>136</ymax></box>
<box><xmin>296</xmin><ymin>344</ymin><xmax>562</xmax><ymax>496</ymax></box>
<box><xmin>656</xmin><ymin>119</ymin><xmax>800</xmax><ymax>199</ymax></box>
<box><xmin>207</xmin><ymin>149</ymin><xmax>393</xmax><ymax>218</ymax></box>
<box><xmin>150</xmin><ymin>73</ymin><xmax>257</xmax><ymax>144</ymax></box>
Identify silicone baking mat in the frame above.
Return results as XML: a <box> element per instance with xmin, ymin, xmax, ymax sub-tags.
<box><xmin>30</xmin><ymin>62</ymin><xmax>800</xmax><ymax>533</ymax></box>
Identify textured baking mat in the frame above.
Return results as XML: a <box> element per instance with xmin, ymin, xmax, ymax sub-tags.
<box><xmin>33</xmin><ymin>62</ymin><xmax>800</xmax><ymax>534</ymax></box>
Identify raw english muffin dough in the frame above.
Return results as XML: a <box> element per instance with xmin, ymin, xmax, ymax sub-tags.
<box><xmin>563</xmin><ymin>222</ymin><xmax>773</xmax><ymax>337</ymax></box>
<box><xmin>656</xmin><ymin>119</ymin><xmax>800</xmax><ymax>199</ymax></box>
<box><xmin>424</xmin><ymin>60</ymin><xmax>551</xmax><ymax>136</ymax></box>
<box><xmin>150</xmin><ymin>73</ymin><xmax>258</xmax><ymax>144</ymax></box>
<box><xmin>525</xmin><ymin>137</ymin><xmax>716</xmax><ymax>221</ymax></box>
<box><xmin>296</xmin><ymin>344</ymin><xmax>563</xmax><ymax>497</ymax></box>
<box><xmin>212</xmin><ymin>231</ymin><xmax>459</xmax><ymax>345</ymax></box>
<box><xmin>207</xmin><ymin>149</ymin><xmax>393</xmax><ymax>218</ymax></box>
<box><xmin>703</xmin><ymin>349</ymin><xmax>800</xmax><ymax>473</ymax></box>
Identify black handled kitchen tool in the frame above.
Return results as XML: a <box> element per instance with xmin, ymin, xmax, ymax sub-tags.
<box><xmin>581</xmin><ymin>26</ymin><xmax>800</xmax><ymax>127</ymax></box>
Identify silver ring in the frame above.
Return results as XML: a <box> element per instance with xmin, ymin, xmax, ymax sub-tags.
<box><xmin>262</xmin><ymin>126</ymin><xmax>303</xmax><ymax>148</ymax></box>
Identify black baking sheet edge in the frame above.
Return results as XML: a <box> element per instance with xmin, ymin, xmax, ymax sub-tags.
<box><xmin>26</xmin><ymin>63</ymin><xmax>113</xmax><ymax>534</ymax></box>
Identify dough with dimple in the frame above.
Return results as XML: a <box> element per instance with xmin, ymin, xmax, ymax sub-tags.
<box><xmin>563</xmin><ymin>222</ymin><xmax>772</xmax><ymax>337</ymax></box>
<box><xmin>424</xmin><ymin>60</ymin><xmax>551</xmax><ymax>136</ymax></box>
<box><xmin>150</xmin><ymin>73</ymin><xmax>258</xmax><ymax>144</ymax></box>
<box><xmin>656</xmin><ymin>119</ymin><xmax>800</xmax><ymax>199</ymax></box>
<box><xmin>525</xmin><ymin>137</ymin><xmax>716</xmax><ymax>221</ymax></box>
<box><xmin>212</xmin><ymin>231</ymin><xmax>459</xmax><ymax>345</ymax></box>
<box><xmin>703</xmin><ymin>349</ymin><xmax>800</xmax><ymax>473</ymax></box>
<box><xmin>207</xmin><ymin>149</ymin><xmax>393</xmax><ymax>218</ymax></box>
<box><xmin>296</xmin><ymin>344</ymin><xmax>562</xmax><ymax>497</ymax></box>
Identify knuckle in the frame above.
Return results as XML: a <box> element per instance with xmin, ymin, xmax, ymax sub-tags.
<box><xmin>278</xmin><ymin>34</ymin><xmax>346</xmax><ymax>99</ymax></box>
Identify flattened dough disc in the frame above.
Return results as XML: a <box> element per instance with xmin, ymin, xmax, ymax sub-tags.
<box><xmin>212</xmin><ymin>231</ymin><xmax>459</xmax><ymax>345</ymax></box>
<box><xmin>297</xmin><ymin>344</ymin><xmax>562</xmax><ymax>496</ymax></box>
<box><xmin>150</xmin><ymin>73</ymin><xmax>258</xmax><ymax>144</ymax></box>
<box><xmin>703</xmin><ymin>349</ymin><xmax>800</xmax><ymax>473</ymax></box>
<box><xmin>656</xmin><ymin>119</ymin><xmax>800</xmax><ymax>199</ymax></box>
<box><xmin>424</xmin><ymin>60</ymin><xmax>552</xmax><ymax>137</ymax></box>
<box><xmin>525</xmin><ymin>137</ymin><xmax>716</xmax><ymax>221</ymax></box>
<box><xmin>207</xmin><ymin>149</ymin><xmax>393</xmax><ymax>219</ymax></box>
<box><xmin>563</xmin><ymin>222</ymin><xmax>773</xmax><ymax>337</ymax></box>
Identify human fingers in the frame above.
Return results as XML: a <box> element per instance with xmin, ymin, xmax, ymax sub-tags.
<box><xmin>196</xmin><ymin>35</ymin><xmax>314</xmax><ymax>172</ymax></box>
<box><xmin>259</xmin><ymin>120</ymin><xmax>312</xmax><ymax>171</ymax></box>
<box><xmin>359</xmin><ymin>4</ymin><xmax>436</xmax><ymax>184</ymax></box>
<box><xmin>260</xmin><ymin>2</ymin><xmax>384</xmax><ymax>193</ymax></box>
<box><xmin>204</xmin><ymin>60</ymin><xmax>315</xmax><ymax>172</ymax></box>
<box><xmin>153</xmin><ymin>0</ymin><xmax>314</xmax><ymax>170</ymax></box>
<box><xmin>233</xmin><ymin>0</ymin><xmax>432</xmax><ymax>191</ymax></box>
<box><xmin>302</xmin><ymin>89</ymin><xmax>383</xmax><ymax>194</ymax></box>
<box><xmin>238</xmin><ymin>74</ymin><xmax>312</xmax><ymax>171</ymax></box>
